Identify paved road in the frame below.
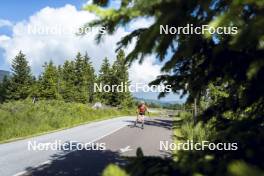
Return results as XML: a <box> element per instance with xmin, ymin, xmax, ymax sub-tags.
<box><xmin>0</xmin><ymin>116</ymin><xmax>173</xmax><ymax>176</ymax></box>
<box><xmin>99</xmin><ymin>117</ymin><xmax>173</xmax><ymax>157</ymax></box>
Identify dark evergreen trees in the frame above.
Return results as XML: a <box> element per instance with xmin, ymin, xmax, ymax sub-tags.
<box><xmin>97</xmin><ymin>51</ymin><xmax>133</xmax><ymax>107</ymax></box>
<box><xmin>97</xmin><ymin>57</ymin><xmax>113</xmax><ymax>105</ymax></box>
<box><xmin>74</xmin><ymin>52</ymin><xmax>88</xmax><ymax>103</ymax></box>
<box><xmin>0</xmin><ymin>76</ymin><xmax>10</xmax><ymax>103</ymax></box>
<box><xmin>83</xmin><ymin>52</ymin><xmax>96</xmax><ymax>103</ymax></box>
<box><xmin>38</xmin><ymin>61</ymin><xmax>59</xmax><ymax>99</ymax></box>
<box><xmin>8</xmin><ymin>51</ymin><xmax>33</xmax><ymax>100</ymax></box>
<box><xmin>59</xmin><ymin>52</ymin><xmax>96</xmax><ymax>103</ymax></box>
<box><xmin>112</xmin><ymin>50</ymin><xmax>133</xmax><ymax>107</ymax></box>
<box><xmin>1</xmin><ymin>50</ymin><xmax>130</xmax><ymax>108</ymax></box>
<box><xmin>61</xmin><ymin>60</ymin><xmax>76</xmax><ymax>102</ymax></box>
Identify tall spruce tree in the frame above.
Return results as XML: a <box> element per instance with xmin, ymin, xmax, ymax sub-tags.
<box><xmin>83</xmin><ymin>52</ymin><xmax>96</xmax><ymax>103</ymax></box>
<box><xmin>61</xmin><ymin>60</ymin><xmax>76</xmax><ymax>102</ymax></box>
<box><xmin>57</xmin><ymin>65</ymin><xmax>63</xmax><ymax>99</ymax></box>
<box><xmin>0</xmin><ymin>76</ymin><xmax>10</xmax><ymax>103</ymax></box>
<box><xmin>74</xmin><ymin>52</ymin><xmax>87</xmax><ymax>103</ymax></box>
<box><xmin>8</xmin><ymin>51</ymin><xmax>33</xmax><ymax>100</ymax></box>
<box><xmin>98</xmin><ymin>57</ymin><xmax>112</xmax><ymax>105</ymax></box>
<box><xmin>112</xmin><ymin>50</ymin><xmax>133</xmax><ymax>107</ymax></box>
<box><xmin>39</xmin><ymin>61</ymin><xmax>59</xmax><ymax>99</ymax></box>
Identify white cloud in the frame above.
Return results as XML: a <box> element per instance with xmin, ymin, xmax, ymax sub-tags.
<box><xmin>129</xmin><ymin>56</ymin><xmax>161</xmax><ymax>84</ymax></box>
<box><xmin>0</xmin><ymin>4</ymin><xmax>161</xmax><ymax>85</ymax></box>
<box><xmin>0</xmin><ymin>35</ymin><xmax>11</xmax><ymax>46</ymax></box>
<box><xmin>0</xmin><ymin>5</ymin><xmax>129</xmax><ymax>74</ymax></box>
<box><xmin>0</xmin><ymin>19</ymin><xmax>12</xmax><ymax>28</ymax></box>
<box><xmin>82</xmin><ymin>0</ymin><xmax>93</xmax><ymax>7</ymax></box>
<box><xmin>127</xmin><ymin>17</ymin><xmax>155</xmax><ymax>31</ymax></box>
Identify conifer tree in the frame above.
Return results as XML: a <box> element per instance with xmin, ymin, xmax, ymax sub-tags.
<box><xmin>74</xmin><ymin>52</ymin><xmax>87</xmax><ymax>103</ymax></box>
<box><xmin>112</xmin><ymin>50</ymin><xmax>133</xmax><ymax>107</ymax></box>
<box><xmin>39</xmin><ymin>61</ymin><xmax>59</xmax><ymax>99</ymax></box>
<box><xmin>61</xmin><ymin>60</ymin><xmax>76</xmax><ymax>102</ymax></box>
<box><xmin>0</xmin><ymin>76</ymin><xmax>11</xmax><ymax>103</ymax></box>
<box><xmin>8</xmin><ymin>51</ymin><xmax>33</xmax><ymax>100</ymax></box>
<box><xmin>83</xmin><ymin>52</ymin><xmax>96</xmax><ymax>103</ymax></box>
<box><xmin>57</xmin><ymin>65</ymin><xmax>64</xmax><ymax>99</ymax></box>
<box><xmin>98</xmin><ymin>57</ymin><xmax>113</xmax><ymax>105</ymax></box>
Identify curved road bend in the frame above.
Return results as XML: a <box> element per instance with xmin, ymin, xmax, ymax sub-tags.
<box><xmin>0</xmin><ymin>116</ymin><xmax>173</xmax><ymax>176</ymax></box>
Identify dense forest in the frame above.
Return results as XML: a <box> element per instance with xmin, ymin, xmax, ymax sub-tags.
<box><xmin>0</xmin><ymin>50</ymin><xmax>133</xmax><ymax>107</ymax></box>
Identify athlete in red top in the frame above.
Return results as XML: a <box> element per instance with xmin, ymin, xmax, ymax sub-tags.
<box><xmin>135</xmin><ymin>101</ymin><xmax>149</xmax><ymax>129</ymax></box>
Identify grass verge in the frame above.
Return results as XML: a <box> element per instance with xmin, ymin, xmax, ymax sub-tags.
<box><xmin>0</xmin><ymin>100</ymin><xmax>134</xmax><ymax>143</ymax></box>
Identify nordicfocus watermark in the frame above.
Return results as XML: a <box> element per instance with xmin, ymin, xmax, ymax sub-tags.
<box><xmin>25</xmin><ymin>25</ymin><xmax>106</xmax><ymax>36</ymax></box>
<box><xmin>160</xmin><ymin>140</ymin><xmax>238</xmax><ymax>151</ymax></box>
<box><xmin>160</xmin><ymin>24</ymin><xmax>238</xmax><ymax>35</ymax></box>
<box><xmin>28</xmin><ymin>140</ymin><xmax>106</xmax><ymax>151</ymax></box>
<box><xmin>94</xmin><ymin>82</ymin><xmax>172</xmax><ymax>93</ymax></box>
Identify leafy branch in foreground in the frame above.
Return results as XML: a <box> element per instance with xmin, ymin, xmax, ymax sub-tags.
<box><xmin>84</xmin><ymin>0</ymin><xmax>264</xmax><ymax>175</ymax></box>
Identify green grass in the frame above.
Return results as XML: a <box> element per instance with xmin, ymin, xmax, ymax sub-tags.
<box><xmin>174</xmin><ymin>111</ymin><xmax>216</xmax><ymax>143</ymax></box>
<box><xmin>0</xmin><ymin>100</ymin><xmax>134</xmax><ymax>143</ymax></box>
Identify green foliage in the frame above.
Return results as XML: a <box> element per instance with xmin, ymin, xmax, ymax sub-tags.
<box><xmin>73</xmin><ymin>52</ymin><xmax>87</xmax><ymax>103</ymax></box>
<box><xmin>83</xmin><ymin>52</ymin><xmax>96</xmax><ymax>103</ymax></box>
<box><xmin>0</xmin><ymin>100</ymin><xmax>134</xmax><ymax>142</ymax></box>
<box><xmin>111</xmin><ymin>50</ymin><xmax>133</xmax><ymax>107</ymax></box>
<box><xmin>98</xmin><ymin>57</ymin><xmax>113</xmax><ymax>105</ymax></box>
<box><xmin>8</xmin><ymin>51</ymin><xmax>33</xmax><ymax>100</ymax></box>
<box><xmin>228</xmin><ymin>161</ymin><xmax>264</xmax><ymax>176</ymax></box>
<box><xmin>85</xmin><ymin>0</ymin><xmax>264</xmax><ymax>174</ymax></box>
<box><xmin>38</xmin><ymin>61</ymin><xmax>60</xmax><ymax>99</ymax></box>
<box><xmin>180</xmin><ymin>121</ymin><xmax>215</xmax><ymax>143</ymax></box>
<box><xmin>1</xmin><ymin>51</ymin><xmax>131</xmax><ymax>108</ymax></box>
<box><xmin>61</xmin><ymin>60</ymin><xmax>76</xmax><ymax>102</ymax></box>
<box><xmin>58</xmin><ymin>52</ymin><xmax>96</xmax><ymax>103</ymax></box>
<box><xmin>0</xmin><ymin>51</ymin><xmax>135</xmax><ymax>142</ymax></box>
<box><xmin>102</xmin><ymin>164</ymin><xmax>128</xmax><ymax>176</ymax></box>
<box><xmin>0</xmin><ymin>76</ymin><xmax>11</xmax><ymax>103</ymax></box>
<box><xmin>85</xmin><ymin>0</ymin><xmax>264</xmax><ymax>114</ymax></box>
<box><xmin>97</xmin><ymin>50</ymin><xmax>133</xmax><ymax>107</ymax></box>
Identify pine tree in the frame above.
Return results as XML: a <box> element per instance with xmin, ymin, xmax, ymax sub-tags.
<box><xmin>57</xmin><ymin>65</ymin><xmax>63</xmax><ymax>99</ymax></box>
<box><xmin>83</xmin><ymin>52</ymin><xmax>96</xmax><ymax>103</ymax></box>
<box><xmin>97</xmin><ymin>57</ymin><xmax>113</xmax><ymax>105</ymax></box>
<box><xmin>112</xmin><ymin>50</ymin><xmax>133</xmax><ymax>107</ymax></box>
<box><xmin>74</xmin><ymin>52</ymin><xmax>87</xmax><ymax>103</ymax></box>
<box><xmin>61</xmin><ymin>60</ymin><xmax>76</xmax><ymax>102</ymax></box>
<box><xmin>8</xmin><ymin>51</ymin><xmax>33</xmax><ymax>100</ymax></box>
<box><xmin>39</xmin><ymin>61</ymin><xmax>59</xmax><ymax>99</ymax></box>
<box><xmin>0</xmin><ymin>76</ymin><xmax>11</xmax><ymax>103</ymax></box>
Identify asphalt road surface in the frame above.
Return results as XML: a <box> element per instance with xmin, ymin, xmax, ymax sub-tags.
<box><xmin>0</xmin><ymin>116</ymin><xmax>173</xmax><ymax>176</ymax></box>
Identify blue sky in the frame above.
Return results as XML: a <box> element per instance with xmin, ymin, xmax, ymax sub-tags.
<box><xmin>0</xmin><ymin>0</ymin><xmax>85</xmax><ymax>22</ymax></box>
<box><xmin>0</xmin><ymin>0</ymin><xmax>186</xmax><ymax>103</ymax></box>
<box><xmin>0</xmin><ymin>0</ymin><xmax>87</xmax><ymax>70</ymax></box>
<box><xmin>0</xmin><ymin>0</ymin><xmax>122</xmax><ymax>71</ymax></box>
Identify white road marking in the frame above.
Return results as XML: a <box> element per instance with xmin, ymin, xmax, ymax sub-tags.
<box><xmin>120</xmin><ymin>146</ymin><xmax>133</xmax><ymax>153</ymax></box>
<box><xmin>12</xmin><ymin>124</ymin><xmax>128</xmax><ymax>176</ymax></box>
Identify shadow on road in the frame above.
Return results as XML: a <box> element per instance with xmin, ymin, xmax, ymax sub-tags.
<box><xmin>22</xmin><ymin>115</ymin><xmax>244</xmax><ymax>176</ymax></box>
<box><xmin>125</xmin><ymin>117</ymin><xmax>181</xmax><ymax>130</ymax></box>
<box><xmin>23</xmin><ymin>148</ymin><xmax>126</xmax><ymax>176</ymax></box>
<box><xmin>22</xmin><ymin>118</ymin><xmax>179</xmax><ymax>176</ymax></box>
<box><xmin>22</xmin><ymin>148</ymin><xmax>178</xmax><ymax>176</ymax></box>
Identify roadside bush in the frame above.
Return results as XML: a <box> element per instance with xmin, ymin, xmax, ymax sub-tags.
<box><xmin>0</xmin><ymin>100</ymin><xmax>134</xmax><ymax>142</ymax></box>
